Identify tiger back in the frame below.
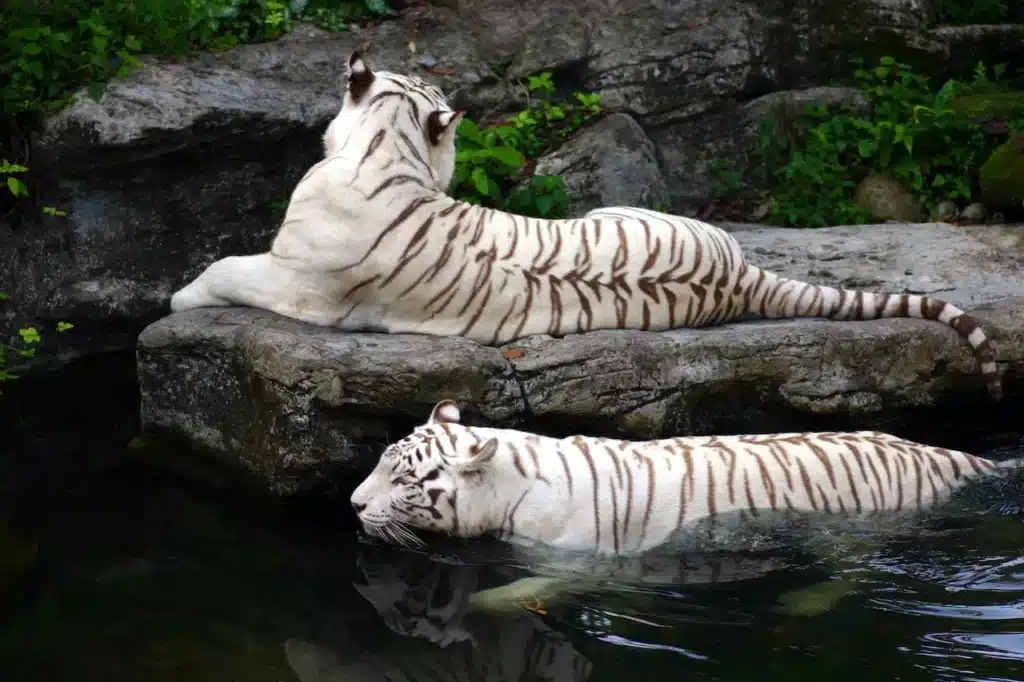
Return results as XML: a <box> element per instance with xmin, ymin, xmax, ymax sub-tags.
<box><xmin>350</xmin><ymin>400</ymin><xmax>1023</xmax><ymax>556</ymax></box>
<box><xmin>169</xmin><ymin>52</ymin><xmax>1002</xmax><ymax>401</ymax></box>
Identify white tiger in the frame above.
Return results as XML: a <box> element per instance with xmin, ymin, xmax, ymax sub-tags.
<box><xmin>169</xmin><ymin>51</ymin><xmax>1002</xmax><ymax>400</ymax></box>
<box><xmin>349</xmin><ymin>399</ymin><xmax>1024</xmax><ymax>556</ymax></box>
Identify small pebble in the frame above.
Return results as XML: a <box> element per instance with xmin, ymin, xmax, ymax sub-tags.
<box><xmin>418</xmin><ymin>55</ymin><xmax>438</xmax><ymax>68</ymax></box>
<box><xmin>933</xmin><ymin>200</ymin><xmax>958</xmax><ymax>223</ymax></box>
<box><xmin>960</xmin><ymin>202</ymin><xmax>986</xmax><ymax>224</ymax></box>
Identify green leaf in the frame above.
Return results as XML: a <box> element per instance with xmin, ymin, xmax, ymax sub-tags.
<box><xmin>19</xmin><ymin>327</ymin><xmax>41</xmax><ymax>344</ymax></box>
<box><xmin>492</xmin><ymin>125</ymin><xmax>520</xmax><ymax>144</ymax></box>
<box><xmin>87</xmin><ymin>82</ymin><xmax>106</xmax><ymax>102</ymax></box>
<box><xmin>125</xmin><ymin>35</ymin><xmax>142</xmax><ymax>51</ymax></box>
<box><xmin>56</xmin><ymin>321</ymin><xmax>74</xmax><ymax>332</ymax></box>
<box><xmin>0</xmin><ymin>160</ymin><xmax>28</xmax><ymax>174</ymax></box>
<box><xmin>535</xmin><ymin>194</ymin><xmax>556</xmax><ymax>216</ymax></box>
<box><xmin>471</xmin><ymin>167</ymin><xmax>490</xmax><ymax>195</ymax></box>
<box><xmin>485</xmin><ymin>177</ymin><xmax>502</xmax><ymax>201</ymax></box>
<box><xmin>457</xmin><ymin>118</ymin><xmax>484</xmax><ymax>144</ymax></box>
<box><xmin>0</xmin><ymin>291</ymin><xmax>8</xmax><ymax>300</ymax></box>
<box><xmin>450</xmin><ymin>164</ymin><xmax>470</xmax><ymax>189</ymax></box>
<box><xmin>6</xmin><ymin>176</ymin><xmax>27</xmax><ymax>197</ymax></box>
<box><xmin>365</xmin><ymin>0</ymin><xmax>397</xmax><ymax>15</ymax></box>
<box><xmin>474</xmin><ymin>146</ymin><xmax>525</xmax><ymax>169</ymax></box>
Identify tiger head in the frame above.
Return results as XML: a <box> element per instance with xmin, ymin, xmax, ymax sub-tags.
<box><xmin>349</xmin><ymin>400</ymin><xmax>500</xmax><ymax>546</ymax></box>
<box><xmin>323</xmin><ymin>51</ymin><xmax>464</xmax><ymax>192</ymax></box>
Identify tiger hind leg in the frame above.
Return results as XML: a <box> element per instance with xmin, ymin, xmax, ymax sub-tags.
<box><xmin>774</xmin><ymin>576</ymin><xmax>860</xmax><ymax>617</ymax></box>
<box><xmin>467</xmin><ymin>576</ymin><xmax>572</xmax><ymax>615</ymax></box>
<box><xmin>169</xmin><ymin>253</ymin><xmax>347</xmax><ymax>327</ymax></box>
<box><xmin>773</xmin><ymin>532</ymin><xmax>888</xmax><ymax>617</ymax></box>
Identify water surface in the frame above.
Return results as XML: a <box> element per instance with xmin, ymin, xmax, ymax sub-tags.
<box><xmin>1</xmin><ymin>373</ymin><xmax>1022</xmax><ymax>682</ymax></box>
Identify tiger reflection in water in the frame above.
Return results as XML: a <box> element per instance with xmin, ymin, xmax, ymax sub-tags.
<box><xmin>283</xmin><ymin>540</ymin><xmax>808</xmax><ymax>682</ymax></box>
<box><xmin>283</xmin><ymin>542</ymin><xmax>593</xmax><ymax>682</ymax></box>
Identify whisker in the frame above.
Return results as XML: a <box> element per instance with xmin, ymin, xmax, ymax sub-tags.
<box><xmin>392</xmin><ymin>521</ymin><xmax>426</xmax><ymax>548</ymax></box>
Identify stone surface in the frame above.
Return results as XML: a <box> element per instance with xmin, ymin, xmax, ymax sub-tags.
<box><xmin>137</xmin><ymin>223</ymin><xmax>1024</xmax><ymax>497</ymax></box>
<box><xmin>532</xmin><ymin>113</ymin><xmax>668</xmax><ymax>213</ymax></box>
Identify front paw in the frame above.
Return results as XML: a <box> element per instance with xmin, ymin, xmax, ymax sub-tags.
<box><xmin>169</xmin><ymin>283</ymin><xmax>223</xmax><ymax>312</ymax></box>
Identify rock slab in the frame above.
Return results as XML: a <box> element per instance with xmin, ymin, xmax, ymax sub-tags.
<box><xmin>137</xmin><ymin>224</ymin><xmax>1024</xmax><ymax>496</ymax></box>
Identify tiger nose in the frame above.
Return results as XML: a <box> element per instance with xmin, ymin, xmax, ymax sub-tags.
<box><xmin>352</xmin><ymin>501</ymin><xmax>367</xmax><ymax>514</ymax></box>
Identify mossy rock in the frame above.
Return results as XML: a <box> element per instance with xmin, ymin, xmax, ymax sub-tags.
<box><xmin>979</xmin><ymin>135</ymin><xmax>1024</xmax><ymax>210</ymax></box>
<box><xmin>853</xmin><ymin>173</ymin><xmax>924</xmax><ymax>223</ymax></box>
<box><xmin>950</xmin><ymin>92</ymin><xmax>1024</xmax><ymax>119</ymax></box>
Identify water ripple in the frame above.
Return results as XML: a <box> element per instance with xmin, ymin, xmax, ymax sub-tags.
<box><xmin>869</xmin><ymin>598</ymin><xmax>1024</xmax><ymax>620</ymax></box>
<box><xmin>918</xmin><ymin>631</ymin><xmax>1024</xmax><ymax>662</ymax></box>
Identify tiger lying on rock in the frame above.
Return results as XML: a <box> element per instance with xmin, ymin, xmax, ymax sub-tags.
<box><xmin>350</xmin><ymin>400</ymin><xmax>1023</xmax><ymax>556</ymax></box>
<box><xmin>168</xmin><ymin>51</ymin><xmax>1002</xmax><ymax>400</ymax></box>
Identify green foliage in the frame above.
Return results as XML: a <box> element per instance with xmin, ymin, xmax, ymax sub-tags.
<box><xmin>706</xmin><ymin>159</ymin><xmax>747</xmax><ymax>201</ymax></box>
<box><xmin>933</xmin><ymin>0</ymin><xmax>1012</xmax><ymax>24</ymax></box>
<box><xmin>0</xmin><ymin>293</ymin><xmax>74</xmax><ymax>390</ymax></box>
<box><xmin>2</xmin><ymin>158</ymin><xmax>66</xmax><ymax>219</ymax></box>
<box><xmin>291</xmin><ymin>0</ymin><xmax>396</xmax><ymax>32</ymax></box>
<box><xmin>449</xmin><ymin>72</ymin><xmax>601</xmax><ymax>219</ymax></box>
<box><xmin>755</xmin><ymin>57</ymin><xmax>1024</xmax><ymax>227</ymax></box>
<box><xmin>1</xmin><ymin>160</ymin><xmax>29</xmax><ymax>198</ymax></box>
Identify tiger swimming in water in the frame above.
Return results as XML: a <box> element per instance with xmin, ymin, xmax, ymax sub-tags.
<box><xmin>349</xmin><ymin>400</ymin><xmax>1024</xmax><ymax>556</ymax></box>
<box><xmin>169</xmin><ymin>51</ymin><xmax>1002</xmax><ymax>400</ymax></box>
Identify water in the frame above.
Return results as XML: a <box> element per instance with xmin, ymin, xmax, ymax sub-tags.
<box><xmin>1</xmin><ymin>361</ymin><xmax>1023</xmax><ymax>682</ymax></box>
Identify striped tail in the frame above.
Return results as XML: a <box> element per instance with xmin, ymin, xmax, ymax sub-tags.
<box><xmin>995</xmin><ymin>458</ymin><xmax>1024</xmax><ymax>474</ymax></box>
<box><xmin>739</xmin><ymin>265</ymin><xmax>1002</xmax><ymax>401</ymax></box>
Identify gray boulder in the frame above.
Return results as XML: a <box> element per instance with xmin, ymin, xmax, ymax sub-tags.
<box><xmin>532</xmin><ymin>113</ymin><xmax>668</xmax><ymax>214</ymax></box>
<box><xmin>137</xmin><ymin>223</ymin><xmax>1024</xmax><ymax>497</ymax></box>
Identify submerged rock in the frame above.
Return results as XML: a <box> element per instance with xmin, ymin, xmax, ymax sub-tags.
<box><xmin>137</xmin><ymin>223</ymin><xmax>1024</xmax><ymax>497</ymax></box>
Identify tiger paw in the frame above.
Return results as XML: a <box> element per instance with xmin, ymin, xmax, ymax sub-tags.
<box><xmin>468</xmin><ymin>576</ymin><xmax>565</xmax><ymax>614</ymax></box>
<box><xmin>520</xmin><ymin>596</ymin><xmax>548</xmax><ymax>615</ymax></box>
<box><xmin>774</xmin><ymin>577</ymin><xmax>858</xmax><ymax>617</ymax></box>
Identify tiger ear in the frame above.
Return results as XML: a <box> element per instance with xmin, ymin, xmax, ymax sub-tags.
<box><xmin>428</xmin><ymin>399</ymin><xmax>461</xmax><ymax>425</ymax></box>
<box><xmin>426</xmin><ymin>109</ymin><xmax>464</xmax><ymax>146</ymax></box>
<box><xmin>347</xmin><ymin>51</ymin><xmax>374</xmax><ymax>102</ymax></box>
<box><xmin>456</xmin><ymin>438</ymin><xmax>499</xmax><ymax>474</ymax></box>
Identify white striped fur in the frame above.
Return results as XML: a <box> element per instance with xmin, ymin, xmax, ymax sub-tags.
<box><xmin>350</xmin><ymin>400</ymin><xmax>1023</xmax><ymax>556</ymax></box>
<box><xmin>169</xmin><ymin>52</ymin><xmax>1002</xmax><ymax>400</ymax></box>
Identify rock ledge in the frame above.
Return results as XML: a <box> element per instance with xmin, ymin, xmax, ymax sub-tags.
<box><xmin>137</xmin><ymin>223</ymin><xmax>1024</xmax><ymax>496</ymax></box>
